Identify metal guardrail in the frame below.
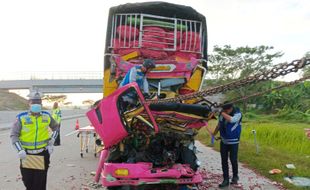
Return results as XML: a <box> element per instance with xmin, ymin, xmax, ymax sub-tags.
<box><xmin>0</xmin><ymin>71</ymin><xmax>103</xmax><ymax>81</ymax></box>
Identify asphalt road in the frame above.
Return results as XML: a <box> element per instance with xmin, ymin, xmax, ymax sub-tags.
<box><xmin>0</xmin><ymin>114</ymin><xmax>283</xmax><ymax>190</ymax></box>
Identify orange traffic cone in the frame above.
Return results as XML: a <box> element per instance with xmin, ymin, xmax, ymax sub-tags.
<box><xmin>75</xmin><ymin>119</ymin><xmax>80</xmax><ymax>130</ymax></box>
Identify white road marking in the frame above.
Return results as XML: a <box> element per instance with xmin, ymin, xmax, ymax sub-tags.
<box><xmin>65</xmin><ymin>130</ymin><xmax>79</xmax><ymax>137</ymax></box>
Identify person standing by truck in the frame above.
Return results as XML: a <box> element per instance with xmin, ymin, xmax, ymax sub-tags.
<box><xmin>213</xmin><ymin>102</ymin><xmax>242</xmax><ymax>188</ymax></box>
<box><xmin>52</xmin><ymin>102</ymin><xmax>61</xmax><ymax>146</ymax></box>
<box><xmin>10</xmin><ymin>91</ymin><xmax>59</xmax><ymax>190</ymax></box>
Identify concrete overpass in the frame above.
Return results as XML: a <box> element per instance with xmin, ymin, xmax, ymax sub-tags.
<box><xmin>0</xmin><ymin>72</ymin><xmax>103</xmax><ymax>93</ymax></box>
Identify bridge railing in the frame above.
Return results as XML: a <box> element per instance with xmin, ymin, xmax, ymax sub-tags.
<box><xmin>0</xmin><ymin>71</ymin><xmax>103</xmax><ymax>80</ymax></box>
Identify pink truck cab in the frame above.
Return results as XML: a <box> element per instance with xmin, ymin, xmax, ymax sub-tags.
<box><xmin>87</xmin><ymin>83</ymin><xmax>207</xmax><ymax>189</ymax></box>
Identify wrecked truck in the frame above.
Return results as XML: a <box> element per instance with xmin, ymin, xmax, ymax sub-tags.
<box><xmin>86</xmin><ymin>1</ymin><xmax>310</xmax><ymax>190</ymax></box>
<box><xmin>87</xmin><ymin>1</ymin><xmax>211</xmax><ymax>189</ymax></box>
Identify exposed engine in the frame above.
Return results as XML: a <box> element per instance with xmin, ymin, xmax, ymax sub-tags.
<box><xmin>107</xmin><ymin>110</ymin><xmax>200</xmax><ymax>171</ymax></box>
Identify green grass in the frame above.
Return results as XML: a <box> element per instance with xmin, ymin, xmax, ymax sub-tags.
<box><xmin>197</xmin><ymin>115</ymin><xmax>310</xmax><ymax>190</ymax></box>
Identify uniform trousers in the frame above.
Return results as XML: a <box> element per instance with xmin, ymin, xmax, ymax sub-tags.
<box><xmin>20</xmin><ymin>149</ymin><xmax>50</xmax><ymax>190</ymax></box>
<box><xmin>220</xmin><ymin>141</ymin><xmax>239</xmax><ymax>180</ymax></box>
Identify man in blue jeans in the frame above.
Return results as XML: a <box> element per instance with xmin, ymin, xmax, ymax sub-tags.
<box><xmin>213</xmin><ymin>103</ymin><xmax>242</xmax><ymax>188</ymax></box>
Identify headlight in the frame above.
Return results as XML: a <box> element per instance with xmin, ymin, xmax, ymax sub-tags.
<box><xmin>114</xmin><ymin>168</ymin><xmax>129</xmax><ymax>176</ymax></box>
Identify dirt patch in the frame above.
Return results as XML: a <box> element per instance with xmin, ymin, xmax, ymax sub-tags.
<box><xmin>0</xmin><ymin>90</ymin><xmax>28</xmax><ymax>111</ymax></box>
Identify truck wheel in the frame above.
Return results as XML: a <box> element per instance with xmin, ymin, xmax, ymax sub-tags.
<box><xmin>180</xmin><ymin>146</ymin><xmax>198</xmax><ymax>171</ymax></box>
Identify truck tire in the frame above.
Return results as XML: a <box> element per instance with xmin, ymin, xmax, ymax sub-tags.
<box><xmin>180</xmin><ymin>146</ymin><xmax>199</xmax><ymax>171</ymax></box>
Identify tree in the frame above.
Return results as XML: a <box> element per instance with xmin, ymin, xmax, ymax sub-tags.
<box><xmin>208</xmin><ymin>45</ymin><xmax>283</xmax><ymax>112</ymax></box>
<box><xmin>63</xmin><ymin>102</ymin><xmax>72</xmax><ymax>106</ymax></box>
<box><xmin>43</xmin><ymin>95</ymin><xmax>67</xmax><ymax>104</ymax></box>
<box><xmin>208</xmin><ymin>45</ymin><xmax>283</xmax><ymax>81</ymax></box>
<box><xmin>82</xmin><ymin>99</ymin><xmax>95</xmax><ymax>106</ymax></box>
<box><xmin>262</xmin><ymin>81</ymin><xmax>310</xmax><ymax>113</ymax></box>
<box><xmin>303</xmin><ymin>51</ymin><xmax>310</xmax><ymax>77</ymax></box>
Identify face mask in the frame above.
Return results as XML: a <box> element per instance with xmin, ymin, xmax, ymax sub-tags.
<box><xmin>30</xmin><ymin>104</ymin><xmax>42</xmax><ymax>113</ymax></box>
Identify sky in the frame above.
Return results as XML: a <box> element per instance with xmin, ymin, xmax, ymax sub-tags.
<box><xmin>0</xmin><ymin>0</ymin><xmax>309</xmax><ymax>73</ymax></box>
<box><xmin>1</xmin><ymin>0</ymin><xmax>309</xmax><ymax>104</ymax></box>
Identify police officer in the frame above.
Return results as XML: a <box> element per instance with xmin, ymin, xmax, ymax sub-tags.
<box><xmin>213</xmin><ymin>103</ymin><xmax>242</xmax><ymax>188</ymax></box>
<box><xmin>10</xmin><ymin>91</ymin><xmax>59</xmax><ymax>190</ymax></box>
<box><xmin>52</xmin><ymin>102</ymin><xmax>61</xmax><ymax>146</ymax></box>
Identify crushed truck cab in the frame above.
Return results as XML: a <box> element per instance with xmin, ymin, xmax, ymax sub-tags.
<box><xmin>87</xmin><ymin>83</ymin><xmax>209</xmax><ymax>188</ymax></box>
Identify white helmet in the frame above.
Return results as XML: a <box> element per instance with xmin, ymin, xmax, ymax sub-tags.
<box><xmin>27</xmin><ymin>90</ymin><xmax>43</xmax><ymax>101</ymax></box>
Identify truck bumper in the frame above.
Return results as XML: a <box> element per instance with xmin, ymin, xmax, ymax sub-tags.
<box><xmin>101</xmin><ymin>162</ymin><xmax>203</xmax><ymax>187</ymax></box>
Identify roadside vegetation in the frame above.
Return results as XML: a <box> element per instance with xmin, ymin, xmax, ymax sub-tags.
<box><xmin>199</xmin><ymin>46</ymin><xmax>310</xmax><ymax>189</ymax></box>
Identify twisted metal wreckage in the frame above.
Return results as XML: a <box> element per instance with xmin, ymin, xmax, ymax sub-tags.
<box><xmin>86</xmin><ymin>2</ymin><xmax>310</xmax><ymax>190</ymax></box>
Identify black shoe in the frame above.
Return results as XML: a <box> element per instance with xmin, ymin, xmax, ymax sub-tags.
<box><xmin>231</xmin><ymin>176</ymin><xmax>239</xmax><ymax>184</ymax></box>
<box><xmin>219</xmin><ymin>179</ymin><xmax>229</xmax><ymax>188</ymax></box>
<box><xmin>54</xmin><ymin>143</ymin><xmax>61</xmax><ymax>146</ymax></box>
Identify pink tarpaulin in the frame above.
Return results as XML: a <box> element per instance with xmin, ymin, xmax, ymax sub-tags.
<box><xmin>117</xmin><ymin>25</ymin><xmax>139</xmax><ymax>40</ymax></box>
<box><xmin>144</xmin><ymin>26</ymin><xmax>166</xmax><ymax>38</ymax></box>
<box><xmin>175</xmin><ymin>51</ymin><xmax>201</xmax><ymax>59</ymax></box>
<box><xmin>113</xmin><ymin>38</ymin><xmax>138</xmax><ymax>49</ymax></box>
<box><xmin>140</xmin><ymin>49</ymin><xmax>168</xmax><ymax>59</ymax></box>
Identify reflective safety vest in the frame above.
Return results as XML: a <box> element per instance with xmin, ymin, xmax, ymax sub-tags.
<box><xmin>219</xmin><ymin>107</ymin><xmax>242</xmax><ymax>144</ymax></box>
<box><xmin>52</xmin><ymin>108</ymin><xmax>61</xmax><ymax>124</ymax></box>
<box><xmin>18</xmin><ymin>111</ymin><xmax>51</xmax><ymax>150</ymax></box>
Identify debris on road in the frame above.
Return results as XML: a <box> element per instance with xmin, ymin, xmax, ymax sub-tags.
<box><xmin>284</xmin><ymin>176</ymin><xmax>310</xmax><ymax>187</ymax></box>
<box><xmin>90</xmin><ymin>171</ymin><xmax>96</xmax><ymax>176</ymax></box>
<box><xmin>196</xmin><ymin>142</ymin><xmax>286</xmax><ymax>189</ymax></box>
<box><xmin>272</xmin><ymin>181</ymin><xmax>284</xmax><ymax>187</ymax></box>
<box><xmin>87</xmin><ymin>182</ymin><xmax>102</xmax><ymax>189</ymax></box>
<box><xmin>286</xmin><ymin>164</ymin><xmax>296</xmax><ymax>169</ymax></box>
<box><xmin>269</xmin><ymin>169</ymin><xmax>282</xmax><ymax>174</ymax></box>
<box><xmin>66</xmin><ymin>164</ymin><xmax>76</xmax><ymax>167</ymax></box>
<box><xmin>198</xmin><ymin>168</ymin><xmax>245</xmax><ymax>189</ymax></box>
